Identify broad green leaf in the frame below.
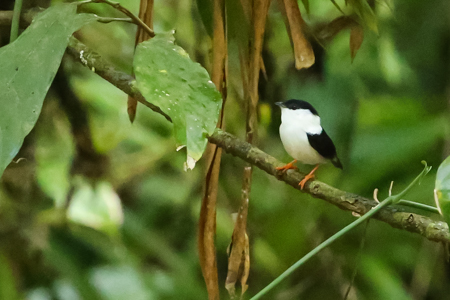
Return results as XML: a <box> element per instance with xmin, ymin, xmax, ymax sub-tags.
<box><xmin>435</xmin><ymin>156</ymin><xmax>450</xmax><ymax>225</ymax></box>
<box><xmin>134</xmin><ymin>34</ymin><xmax>222</xmax><ymax>170</ymax></box>
<box><xmin>0</xmin><ymin>4</ymin><xmax>96</xmax><ymax>177</ymax></box>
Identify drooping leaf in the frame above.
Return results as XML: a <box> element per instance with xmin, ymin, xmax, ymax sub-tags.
<box><xmin>314</xmin><ymin>16</ymin><xmax>357</xmax><ymax>43</ymax></box>
<box><xmin>196</xmin><ymin>0</ymin><xmax>214</xmax><ymax>37</ymax></box>
<box><xmin>134</xmin><ymin>34</ymin><xmax>222</xmax><ymax>170</ymax></box>
<box><xmin>435</xmin><ymin>156</ymin><xmax>450</xmax><ymax>225</ymax></box>
<box><xmin>226</xmin><ymin>0</ymin><xmax>250</xmax><ymax>53</ymax></box>
<box><xmin>279</xmin><ymin>0</ymin><xmax>315</xmax><ymax>70</ymax></box>
<box><xmin>330</xmin><ymin>0</ymin><xmax>345</xmax><ymax>14</ymax></box>
<box><xmin>348</xmin><ymin>0</ymin><xmax>378</xmax><ymax>34</ymax></box>
<box><xmin>301</xmin><ymin>0</ymin><xmax>310</xmax><ymax>14</ymax></box>
<box><xmin>0</xmin><ymin>4</ymin><xmax>96</xmax><ymax>177</ymax></box>
<box><xmin>350</xmin><ymin>24</ymin><xmax>364</xmax><ymax>62</ymax></box>
<box><xmin>226</xmin><ymin>168</ymin><xmax>251</xmax><ymax>297</ymax></box>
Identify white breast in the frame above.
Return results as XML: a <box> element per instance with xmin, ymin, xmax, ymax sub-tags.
<box><xmin>279</xmin><ymin>108</ymin><xmax>326</xmax><ymax>165</ymax></box>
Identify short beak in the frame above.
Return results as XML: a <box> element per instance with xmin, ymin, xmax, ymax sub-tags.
<box><xmin>275</xmin><ymin>102</ymin><xmax>285</xmax><ymax>108</ymax></box>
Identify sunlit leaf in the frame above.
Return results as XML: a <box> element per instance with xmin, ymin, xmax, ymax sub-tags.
<box><xmin>0</xmin><ymin>3</ymin><xmax>95</xmax><ymax>177</ymax></box>
<box><xmin>134</xmin><ymin>33</ymin><xmax>222</xmax><ymax>170</ymax></box>
<box><xmin>67</xmin><ymin>178</ymin><xmax>123</xmax><ymax>236</ymax></box>
<box><xmin>435</xmin><ymin>156</ymin><xmax>450</xmax><ymax>225</ymax></box>
<box><xmin>350</xmin><ymin>24</ymin><xmax>364</xmax><ymax>62</ymax></box>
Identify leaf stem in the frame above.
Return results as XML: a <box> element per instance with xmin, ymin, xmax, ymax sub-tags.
<box><xmin>80</xmin><ymin>0</ymin><xmax>155</xmax><ymax>37</ymax></box>
<box><xmin>10</xmin><ymin>0</ymin><xmax>23</xmax><ymax>43</ymax></box>
<box><xmin>397</xmin><ymin>200</ymin><xmax>440</xmax><ymax>214</ymax></box>
<box><xmin>94</xmin><ymin>16</ymin><xmax>134</xmax><ymax>24</ymax></box>
<box><xmin>250</xmin><ymin>163</ymin><xmax>431</xmax><ymax>300</ymax></box>
<box><xmin>250</xmin><ymin>199</ymin><xmax>391</xmax><ymax>300</ymax></box>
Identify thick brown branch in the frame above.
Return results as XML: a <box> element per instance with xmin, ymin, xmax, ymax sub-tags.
<box><xmin>208</xmin><ymin>130</ymin><xmax>450</xmax><ymax>242</ymax></box>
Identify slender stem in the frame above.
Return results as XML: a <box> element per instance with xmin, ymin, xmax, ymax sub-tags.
<box><xmin>250</xmin><ymin>199</ymin><xmax>391</xmax><ymax>300</ymax></box>
<box><xmin>10</xmin><ymin>0</ymin><xmax>23</xmax><ymax>43</ymax></box>
<box><xmin>344</xmin><ymin>220</ymin><xmax>370</xmax><ymax>300</ymax></box>
<box><xmin>81</xmin><ymin>0</ymin><xmax>155</xmax><ymax>37</ymax></box>
<box><xmin>390</xmin><ymin>161</ymin><xmax>431</xmax><ymax>203</ymax></box>
<box><xmin>397</xmin><ymin>200</ymin><xmax>440</xmax><ymax>214</ymax></box>
<box><xmin>250</xmin><ymin>163</ymin><xmax>431</xmax><ymax>300</ymax></box>
<box><xmin>95</xmin><ymin>16</ymin><xmax>134</xmax><ymax>24</ymax></box>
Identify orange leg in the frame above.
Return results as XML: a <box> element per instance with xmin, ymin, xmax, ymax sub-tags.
<box><xmin>299</xmin><ymin>164</ymin><xmax>320</xmax><ymax>190</ymax></box>
<box><xmin>276</xmin><ymin>160</ymin><xmax>298</xmax><ymax>172</ymax></box>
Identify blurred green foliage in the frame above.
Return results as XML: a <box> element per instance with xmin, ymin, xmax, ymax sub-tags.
<box><xmin>0</xmin><ymin>0</ymin><xmax>450</xmax><ymax>299</ymax></box>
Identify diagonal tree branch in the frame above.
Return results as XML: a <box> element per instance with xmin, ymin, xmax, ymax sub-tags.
<box><xmin>1</xmin><ymin>9</ymin><xmax>448</xmax><ymax>243</ymax></box>
<box><xmin>63</xmin><ymin>37</ymin><xmax>450</xmax><ymax>244</ymax></box>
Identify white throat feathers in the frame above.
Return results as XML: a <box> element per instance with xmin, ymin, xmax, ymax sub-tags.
<box><xmin>280</xmin><ymin>107</ymin><xmax>322</xmax><ymax>135</ymax></box>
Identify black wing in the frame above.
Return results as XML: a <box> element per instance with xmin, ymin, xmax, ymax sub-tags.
<box><xmin>307</xmin><ymin>130</ymin><xmax>343</xmax><ymax>169</ymax></box>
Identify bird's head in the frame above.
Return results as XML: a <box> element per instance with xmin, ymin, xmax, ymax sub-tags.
<box><xmin>275</xmin><ymin>99</ymin><xmax>322</xmax><ymax>134</ymax></box>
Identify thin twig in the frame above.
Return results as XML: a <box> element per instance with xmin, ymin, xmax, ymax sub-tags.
<box><xmin>94</xmin><ymin>16</ymin><xmax>134</xmax><ymax>24</ymax></box>
<box><xmin>398</xmin><ymin>199</ymin><xmax>440</xmax><ymax>214</ymax></box>
<box><xmin>80</xmin><ymin>0</ymin><xmax>155</xmax><ymax>37</ymax></box>
<box><xmin>373</xmin><ymin>188</ymin><xmax>379</xmax><ymax>203</ymax></box>
<box><xmin>344</xmin><ymin>219</ymin><xmax>370</xmax><ymax>300</ymax></box>
<box><xmin>389</xmin><ymin>181</ymin><xmax>394</xmax><ymax>196</ymax></box>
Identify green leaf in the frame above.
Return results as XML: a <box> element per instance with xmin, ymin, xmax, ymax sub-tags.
<box><xmin>301</xmin><ymin>0</ymin><xmax>310</xmax><ymax>14</ymax></box>
<box><xmin>435</xmin><ymin>156</ymin><xmax>450</xmax><ymax>225</ymax></box>
<box><xmin>67</xmin><ymin>178</ymin><xmax>123</xmax><ymax>236</ymax></box>
<box><xmin>0</xmin><ymin>4</ymin><xmax>96</xmax><ymax>177</ymax></box>
<box><xmin>195</xmin><ymin>0</ymin><xmax>214</xmax><ymax>37</ymax></box>
<box><xmin>134</xmin><ymin>34</ymin><xmax>222</xmax><ymax>170</ymax></box>
<box><xmin>348</xmin><ymin>0</ymin><xmax>378</xmax><ymax>34</ymax></box>
<box><xmin>226</xmin><ymin>0</ymin><xmax>250</xmax><ymax>48</ymax></box>
<box><xmin>0</xmin><ymin>253</ymin><xmax>19</xmax><ymax>300</ymax></box>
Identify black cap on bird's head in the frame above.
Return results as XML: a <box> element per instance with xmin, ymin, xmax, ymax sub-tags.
<box><xmin>275</xmin><ymin>99</ymin><xmax>319</xmax><ymax>116</ymax></box>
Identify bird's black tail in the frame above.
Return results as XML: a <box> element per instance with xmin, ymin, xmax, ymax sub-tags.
<box><xmin>331</xmin><ymin>156</ymin><xmax>343</xmax><ymax>169</ymax></box>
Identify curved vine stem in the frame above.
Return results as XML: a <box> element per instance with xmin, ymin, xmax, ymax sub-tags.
<box><xmin>250</xmin><ymin>162</ymin><xmax>432</xmax><ymax>300</ymax></box>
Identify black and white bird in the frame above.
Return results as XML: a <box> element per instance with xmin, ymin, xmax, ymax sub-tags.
<box><xmin>275</xmin><ymin>99</ymin><xmax>342</xmax><ymax>189</ymax></box>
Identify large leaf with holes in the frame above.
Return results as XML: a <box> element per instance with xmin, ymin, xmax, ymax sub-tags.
<box><xmin>134</xmin><ymin>34</ymin><xmax>222</xmax><ymax>169</ymax></box>
<box><xmin>0</xmin><ymin>4</ymin><xmax>95</xmax><ymax>177</ymax></box>
<box><xmin>435</xmin><ymin>156</ymin><xmax>450</xmax><ymax>225</ymax></box>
